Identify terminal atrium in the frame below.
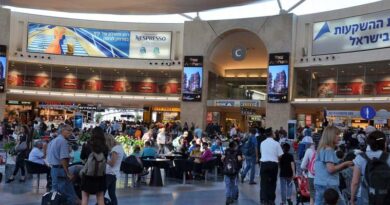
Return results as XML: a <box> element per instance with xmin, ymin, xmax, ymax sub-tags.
<box><xmin>0</xmin><ymin>0</ymin><xmax>389</xmax><ymax>205</ymax></box>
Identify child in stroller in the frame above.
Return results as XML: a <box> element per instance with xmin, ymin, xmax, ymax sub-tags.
<box><xmin>293</xmin><ymin>174</ymin><xmax>311</xmax><ymax>205</ymax></box>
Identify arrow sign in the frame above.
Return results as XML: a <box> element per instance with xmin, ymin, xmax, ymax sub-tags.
<box><xmin>360</xmin><ymin>106</ymin><xmax>376</xmax><ymax>120</ymax></box>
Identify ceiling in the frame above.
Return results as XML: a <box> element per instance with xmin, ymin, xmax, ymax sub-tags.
<box><xmin>1</xmin><ymin>0</ymin><xmax>260</xmax><ymax>14</ymax></box>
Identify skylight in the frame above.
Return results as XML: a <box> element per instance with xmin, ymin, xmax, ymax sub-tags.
<box><xmin>2</xmin><ymin>0</ymin><xmax>382</xmax><ymax>23</ymax></box>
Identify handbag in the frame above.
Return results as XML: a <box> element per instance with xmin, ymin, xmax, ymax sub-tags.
<box><xmin>15</xmin><ymin>141</ymin><xmax>27</xmax><ymax>152</ymax></box>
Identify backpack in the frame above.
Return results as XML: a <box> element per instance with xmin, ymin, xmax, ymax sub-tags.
<box><xmin>361</xmin><ymin>152</ymin><xmax>390</xmax><ymax>205</ymax></box>
<box><xmin>80</xmin><ymin>152</ymin><xmax>106</xmax><ymax>177</ymax></box>
<box><xmin>241</xmin><ymin>136</ymin><xmax>255</xmax><ymax>156</ymax></box>
<box><xmin>223</xmin><ymin>150</ymin><xmax>239</xmax><ymax>176</ymax></box>
<box><xmin>121</xmin><ymin>155</ymin><xmax>143</xmax><ymax>173</ymax></box>
<box><xmin>307</xmin><ymin>151</ymin><xmax>316</xmax><ymax>176</ymax></box>
<box><xmin>41</xmin><ymin>191</ymin><xmax>67</xmax><ymax>205</ymax></box>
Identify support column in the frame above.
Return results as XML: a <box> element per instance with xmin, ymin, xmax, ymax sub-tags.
<box><xmin>265</xmin><ymin>103</ymin><xmax>294</xmax><ymax>130</ymax></box>
<box><xmin>0</xmin><ymin>8</ymin><xmax>10</xmax><ymax>121</ymax></box>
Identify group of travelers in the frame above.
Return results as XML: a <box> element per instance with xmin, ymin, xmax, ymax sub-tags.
<box><xmin>2</xmin><ymin>118</ymin><xmax>390</xmax><ymax>205</ymax></box>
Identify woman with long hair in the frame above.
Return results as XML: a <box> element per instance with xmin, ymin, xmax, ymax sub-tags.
<box><xmin>81</xmin><ymin>127</ymin><xmax>108</xmax><ymax>205</ymax></box>
<box><xmin>6</xmin><ymin>125</ymin><xmax>30</xmax><ymax>183</ymax></box>
<box><xmin>104</xmin><ymin>134</ymin><xmax>125</xmax><ymax>205</ymax></box>
<box><xmin>314</xmin><ymin>126</ymin><xmax>354</xmax><ymax>205</ymax></box>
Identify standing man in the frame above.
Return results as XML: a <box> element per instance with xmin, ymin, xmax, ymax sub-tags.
<box><xmin>260</xmin><ymin>127</ymin><xmax>283</xmax><ymax>205</ymax></box>
<box><xmin>240</xmin><ymin>128</ymin><xmax>258</xmax><ymax>184</ymax></box>
<box><xmin>47</xmin><ymin>124</ymin><xmax>79</xmax><ymax>205</ymax></box>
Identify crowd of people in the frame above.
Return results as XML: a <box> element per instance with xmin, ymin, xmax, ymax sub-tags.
<box><xmin>1</xmin><ymin>118</ymin><xmax>390</xmax><ymax>205</ymax></box>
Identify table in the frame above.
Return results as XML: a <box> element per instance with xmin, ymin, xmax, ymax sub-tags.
<box><xmin>161</xmin><ymin>154</ymin><xmax>183</xmax><ymax>160</ymax></box>
<box><xmin>142</xmin><ymin>158</ymin><xmax>171</xmax><ymax>186</ymax></box>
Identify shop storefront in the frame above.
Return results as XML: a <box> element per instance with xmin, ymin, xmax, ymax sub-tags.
<box><xmin>5</xmin><ymin>100</ymin><xmax>33</xmax><ymax>123</ymax></box>
<box><xmin>150</xmin><ymin>107</ymin><xmax>180</xmax><ymax>123</ymax></box>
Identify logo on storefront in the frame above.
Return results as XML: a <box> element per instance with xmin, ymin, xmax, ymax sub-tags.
<box><xmin>232</xmin><ymin>46</ymin><xmax>246</xmax><ymax>61</ymax></box>
<box><xmin>313</xmin><ymin>22</ymin><xmax>331</xmax><ymax>41</ymax></box>
<box><xmin>360</xmin><ymin>106</ymin><xmax>376</xmax><ymax>120</ymax></box>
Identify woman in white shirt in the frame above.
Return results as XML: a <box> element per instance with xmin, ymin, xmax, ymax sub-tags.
<box><xmin>300</xmin><ymin>143</ymin><xmax>316</xmax><ymax>205</ymax></box>
<box><xmin>157</xmin><ymin>128</ymin><xmax>167</xmax><ymax>154</ymax></box>
<box><xmin>105</xmin><ymin>134</ymin><xmax>125</xmax><ymax>205</ymax></box>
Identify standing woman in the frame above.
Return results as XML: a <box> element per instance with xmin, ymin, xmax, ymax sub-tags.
<box><xmin>157</xmin><ymin>128</ymin><xmax>167</xmax><ymax>154</ymax></box>
<box><xmin>105</xmin><ymin>134</ymin><xmax>125</xmax><ymax>205</ymax></box>
<box><xmin>6</xmin><ymin>125</ymin><xmax>30</xmax><ymax>183</ymax></box>
<box><xmin>80</xmin><ymin>127</ymin><xmax>109</xmax><ymax>205</ymax></box>
<box><xmin>314</xmin><ymin>126</ymin><xmax>353</xmax><ymax>205</ymax></box>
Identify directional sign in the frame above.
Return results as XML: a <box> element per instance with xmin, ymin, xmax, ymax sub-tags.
<box><xmin>360</xmin><ymin>106</ymin><xmax>376</xmax><ymax>120</ymax></box>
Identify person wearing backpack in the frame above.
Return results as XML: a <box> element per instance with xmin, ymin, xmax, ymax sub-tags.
<box><xmin>314</xmin><ymin>126</ymin><xmax>354</xmax><ymax>205</ymax></box>
<box><xmin>240</xmin><ymin>128</ymin><xmax>258</xmax><ymax>184</ymax></box>
<box><xmin>222</xmin><ymin>141</ymin><xmax>243</xmax><ymax>205</ymax></box>
<box><xmin>350</xmin><ymin>130</ymin><xmax>390</xmax><ymax>205</ymax></box>
<box><xmin>301</xmin><ymin>140</ymin><xmax>317</xmax><ymax>205</ymax></box>
<box><xmin>80</xmin><ymin>127</ymin><xmax>109</xmax><ymax>205</ymax></box>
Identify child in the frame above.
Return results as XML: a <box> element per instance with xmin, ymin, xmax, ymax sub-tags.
<box><xmin>324</xmin><ymin>188</ymin><xmax>339</xmax><ymax>205</ymax></box>
<box><xmin>70</xmin><ymin>144</ymin><xmax>82</xmax><ymax>164</ymax></box>
<box><xmin>279</xmin><ymin>143</ymin><xmax>295</xmax><ymax>205</ymax></box>
<box><xmin>222</xmin><ymin>141</ymin><xmax>242</xmax><ymax>205</ymax></box>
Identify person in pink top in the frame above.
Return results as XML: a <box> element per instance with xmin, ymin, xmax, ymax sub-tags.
<box><xmin>201</xmin><ymin>142</ymin><xmax>213</xmax><ymax>163</ymax></box>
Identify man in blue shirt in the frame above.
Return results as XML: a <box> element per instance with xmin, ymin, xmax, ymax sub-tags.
<box><xmin>194</xmin><ymin>126</ymin><xmax>203</xmax><ymax>139</ymax></box>
<box><xmin>210</xmin><ymin>138</ymin><xmax>224</xmax><ymax>154</ymax></box>
<box><xmin>141</xmin><ymin>141</ymin><xmax>157</xmax><ymax>158</ymax></box>
<box><xmin>240</xmin><ymin>128</ymin><xmax>258</xmax><ymax>185</ymax></box>
<box><xmin>47</xmin><ymin>124</ymin><xmax>79</xmax><ymax>205</ymax></box>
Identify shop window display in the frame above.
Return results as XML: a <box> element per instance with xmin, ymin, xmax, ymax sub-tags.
<box><xmin>295</xmin><ymin>61</ymin><xmax>390</xmax><ymax>98</ymax></box>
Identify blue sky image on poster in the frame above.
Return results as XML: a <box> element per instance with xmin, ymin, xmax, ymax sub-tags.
<box><xmin>27</xmin><ymin>23</ymin><xmax>130</xmax><ymax>58</ymax></box>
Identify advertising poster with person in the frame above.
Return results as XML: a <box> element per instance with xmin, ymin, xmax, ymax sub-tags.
<box><xmin>27</xmin><ymin>23</ymin><xmax>130</xmax><ymax>58</ymax></box>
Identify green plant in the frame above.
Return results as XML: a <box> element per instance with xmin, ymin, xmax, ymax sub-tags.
<box><xmin>79</xmin><ymin>132</ymin><xmax>91</xmax><ymax>142</ymax></box>
<box><xmin>115</xmin><ymin>135</ymin><xmax>144</xmax><ymax>155</ymax></box>
<box><xmin>4</xmin><ymin>141</ymin><xmax>16</xmax><ymax>154</ymax></box>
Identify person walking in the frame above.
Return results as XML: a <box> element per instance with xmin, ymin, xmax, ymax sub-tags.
<box><xmin>279</xmin><ymin>143</ymin><xmax>295</xmax><ymax>205</ymax></box>
<box><xmin>80</xmin><ymin>127</ymin><xmax>109</xmax><ymax>205</ymax></box>
<box><xmin>157</xmin><ymin>128</ymin><xmax>167</xmax><ymax>154</ymax></box>
<box><xmin>6</xmin><ymin>125</ymin><xmax>30</xmax><ymax>183</ymax></box>
<box><xmin>223</xmin><ymin>141</ymin><xmax>243</xmax><ymax>205</ymax></box>
<box><xmin>260</xmin><ymin>127</ymin><xmax>283</xmax><ymax>205</ymax></box>
<box><xmin>47</xmin><ymin>124</ymin><xmax>80</xmax><ymax>205</ymax></box>
<box><xmin>314</xmin><ymin>126</ymin><xmax>353</xmax><ymax>205</ymax></box>
<box><xmin>240</xmin><ymin>128</ymin><xmax>258</xmax><ymax>184</ymax></box>
<box><xmin>105</xmin><ymin>134</ymin><xmax>125</xmax><ymax>205</ymax></box>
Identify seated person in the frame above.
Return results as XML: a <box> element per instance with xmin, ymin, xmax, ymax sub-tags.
<box><xmin>210</xmin><ymin>138</ymin><xmax>224</xmax><ymax>154</ymax></box>
<box><xmin>28</xmin><ymin>140</ymin><xmax>46</xmax><ymax>165</ymax></box>
<box><xmin>141</xmin><ymin>141</ymin><xmax>157</xmax><ymax>158</ymax></box>
<box><xmin>200</xmin><ymin>142</ymin><xmax>213</xmax><ymax>163</ymax></box>
<box><xmin>70</xmin><ymin>144</ymin><xmax>82</xmax><ymax>164</ymax></box>
<box><xmin>131</xmin><ymin>145</ymin><xmax>142</xmax><ymax>157</ymax></box>
<box><xmin>188</xmin><ymin>140</ymin><xmax>197</xmax><ymax>154</ymax></box>
<box><xmin>28</xmin><ymin>140</ymin><xmax>51</xmax><ymax>189</ymax></box>
<box><xmin>190</xmin><ymin>144</ymin><xmax>202</xmax><ymax>178</ymax></box>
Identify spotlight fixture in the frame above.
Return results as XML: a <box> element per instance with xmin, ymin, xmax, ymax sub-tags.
<box><xmin>161</xmin><ymin>62</ymin><xmax>164</xmax><ymax>66</ymax></box>
<box><xmin>177</xmin><ymin>61</ymin><xmax>181</xmax><ymax>65</ymax></box>
<box><xmin>41</xmin><ymin>56</ymin><xmax>45</xmax><ymax>59</ymax></box>
<box><xmin>326</xmin><ymin>56</ymin><xmax>329</xmax><ymax>60</ymax></box>
<box><xmin>34</xmin><ymin>55</ymin><xmax>38</xmax><ymax>58</ymax></box>
<box><xmin>313</xmin><ymin>58</ymin><xmax>316</xmax><ymax>61</ymax></box>
<box><xmin>155</xmin><ymin>62</ymin><xmax>158</xmax><ymax>65</ymax></box>
<box><xmin>48</xmin><ymin>56</ymin><xmax>51</xmax><ymax>60</ymax></box>
<box><xmin>28</xmin><ymin>55</ymin><xmax>31</xmax><ymax>58</ymax></box>
<box><xmin>20</xmin><ymin>54</ymin><xmax>23</xmax><ymax>57</ymax></box>
<box><xmin>300</xmin><ymin>58</ymin><xmax>303</xmax><ymax>62</ymax></box>
<box><xmin>172</xmin><ymin>62</ymin><xmax>175</xmax><ymax>65</ymax></box>
<box><xmin>319</xmin><ymin>58</ymin><xmax>322</xmax><ymax>61</ymax></box>
<box><xmin>332</xmin><ymin>56</ymin><xmax>335</xmax><ymax>60</ymax></box>
<box><xmin>149</xmin><ymin>62</ymin><xmax>153</xmax><ymax>65</ymax></box>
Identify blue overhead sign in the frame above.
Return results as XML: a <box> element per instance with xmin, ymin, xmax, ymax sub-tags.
<box><xmin>360</xmin><ymin>106</ymin><xmax>376</xmax><ymax>120</ymax></box>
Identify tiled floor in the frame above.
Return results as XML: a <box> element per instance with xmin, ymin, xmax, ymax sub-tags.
<box><xmin>0</xmin><ymin>170</ymin><xmax>296</xmax><ymax>205</ymax></box>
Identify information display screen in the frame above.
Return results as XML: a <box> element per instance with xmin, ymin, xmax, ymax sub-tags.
<box><xmin>182</xmin><ymin>56</ymin><xmax>203</xmax><ymax>102</ymax></box>
<box><xmin>267</xmin><ymin>53</ymin><xmax>289</xmax><ymax>103</ymax></box>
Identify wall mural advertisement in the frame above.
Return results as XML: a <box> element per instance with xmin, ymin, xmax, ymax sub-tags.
<box><xmin>337</xmin><ymin>82</ymin><xmax>363</xmax><ymax>95</ymax></box>
<box><xmin>129</xmin><ymin>31</ymin><xmax>172</xmax><ymax>59</ymax></box>
<box><xmin>267</xmin><ymin>53</ymin><xmax>289</xmax><ymax>103</ymax></box>
<box><xmin>182</xmin><ymin>56</ymin><xmax>203</xmax><ymax>102</ymax></box>
<box><xmin>27</xmin><ymin>23</ymin><xmax>172</xmax><ymax>59</ymax></box>
<box><xmin>313</xmin><ymin>9</ymin><xmax>390</xmax><ymax>55</ymax></box>
<box><xmin>318</xmin><ymin>82</ymin><xmax>337</xmax><ymax>97</ymax></box>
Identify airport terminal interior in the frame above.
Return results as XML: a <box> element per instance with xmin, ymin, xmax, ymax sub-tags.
<box><xmin>1</xmin><ymin>0</ymin><xmax>390</xmax><ymax>205</ymax></box>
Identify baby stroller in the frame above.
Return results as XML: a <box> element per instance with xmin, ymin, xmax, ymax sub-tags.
<box><xmin>293</xmin><ymin>175</ymin><xmax>310</xmax><ymax>205</ymax></box>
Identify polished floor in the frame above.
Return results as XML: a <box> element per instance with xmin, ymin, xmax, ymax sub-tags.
<box><xmin>0</xmin><ymin>169</ymin><xmax>297</xmax><ymax>205</ymax></box>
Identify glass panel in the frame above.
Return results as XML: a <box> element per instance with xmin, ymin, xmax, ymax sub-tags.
<box><xmin>7</xmin><ymin>61</ymin><xmax>25</xmax><ymax>87</ymax></box>
<box><xmin>24</xmin><ymin>63</ymin><xmax>51</xmax><ymax>89</ymax></box>
<box><xmin>51</xmin><ymin>65</ymin><xmax>77</xmax><ymax>91</ymax></box>
<box><xmin>336</xmin><ymin>65</ymin><xmax>364</xmax><ymax>97</ymax></box>
<box><xmin>295</xmin><ymin>68</ymin><xmax>311</xmax><ymax>98</ymax></box>
<box><xmin>311</xmin><ymin>67</ymin><xmax>337</xmax><ymax>98</ymax></box>
<box><xmin>78</xmin><ymin>67</ymin><xmax>101</xmax><ymax>92</ymax></box>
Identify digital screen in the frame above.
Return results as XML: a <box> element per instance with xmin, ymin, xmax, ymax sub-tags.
<box><xmin>74</xmin><ymin>114</ymin><xmax>83</xmax><ymax>129</ymax></box>
<box><xmin>27</xmin><ymin>23</ymin><xmax>172</xmax><ymax>59</ymax></box>
<box><xmin>0</xmin><ymin>45</ymin><xmax>6</xmax><ymax>92</ymax></box>
<box><xmin>182</xmin><ymin>66</ymin><xmax>203</xmax><ymax>101</ymax></box>
<box><xmin>267</xmin><ymin>53</ymin><xmax>289</xmax><ymax>103</ymax></box>
<box><xmin>288</xmin><ymin>121</ymin><xmax>296</xmax><ymax>139</ymax></box>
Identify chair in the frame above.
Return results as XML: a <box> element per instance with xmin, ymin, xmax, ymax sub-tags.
<box><xmin>120</xmin><ymin>161</ymin><xmax>143</xmax><ymax>188</ymax></box>
<box><xmin>24</xmin><ymin>160</ymin><xmax>50</xmax><ymax>191</ymax></box>
<box><xmin>202</xmin><ymin>157</ymin><xmax>218</xmax><ymax>182</ymax></box>
<box><xmin>173</xmin><ymin>159</ymin><xmax>194</xmax><ymax>184</ymax></box>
